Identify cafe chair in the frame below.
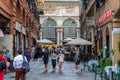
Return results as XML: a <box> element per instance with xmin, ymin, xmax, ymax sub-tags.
<box><xmin>94</xmin><ymin>64</ymin><xmax>103</xmax><ymax>80</ymax></box>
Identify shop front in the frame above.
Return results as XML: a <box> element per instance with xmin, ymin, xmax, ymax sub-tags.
<box><xmin>14</xmin><ymin>21</ymin><xmax>21</xmax><ymax>55</ymax></box>
<box><xmin>0</xmin><ymin>14</ymin><xmax>14</xmax><ymax>58</ymax></box>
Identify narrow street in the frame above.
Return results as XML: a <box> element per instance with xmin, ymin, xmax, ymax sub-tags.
<box><xmin>5</xmin><ymin>59</ymin><xmax>101</xmax><ymax>80</ymax></box>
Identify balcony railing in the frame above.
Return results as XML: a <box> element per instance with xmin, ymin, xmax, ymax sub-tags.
<box><xmin>26</xmin><ymin>0</ymin><xmax>39</xmax><ymax>22</ymax></box>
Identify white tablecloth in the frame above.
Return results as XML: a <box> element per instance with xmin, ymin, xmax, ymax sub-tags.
<box><xmin>88</xmin><ymin>60</ymin><xmax>99</xmax><ymax>67</ymax></box>
<box><xmin>104</xmin><ymin>66</ymin><xmax>118</xmax><ymax>75</ymax></box>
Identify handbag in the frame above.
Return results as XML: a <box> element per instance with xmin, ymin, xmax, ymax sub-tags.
<box><xmin>22</xmin><ymin>56</ymin><xmax>30</xmax><ymax>74</ymax></box>
<box><xmin>0</xmin><ymin>59</ymin><xmax>6</xmax><ymax>71</ymax></box>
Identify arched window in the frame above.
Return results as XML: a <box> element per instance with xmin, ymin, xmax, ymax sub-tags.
<box><xmin>42</xmin><ymin>18</ymin><xmax>56</xmax><ymax>27</ymax></box>
<box><xmin>22</xmin><ymin>9</ymin><xmax>25</xmax><ymax>24</ymax></box>
<box><xmin>63</xmin><ymin>19</ymin><xmax>77</xmax><ymax>38</ymax></box>
<box><xmin>16</xmin><ymin>0</ymin><xmax>21</xmax><ymax>18</ymax></box>
<box><xmin>42</xmin><ymin>18</ymin><xmax>57</xmax><ymax>43</ymax></box>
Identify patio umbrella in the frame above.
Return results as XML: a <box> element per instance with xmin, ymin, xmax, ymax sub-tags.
<box><xmin>62</xmin><ymin>37</ymin><xmax>74</xmax><ymax>42</ymax></box>
<box><xmin>64</xmin><ymin>37</ymin><xmax>74</xmax><ymax>41</ymax></box>
<box><xmin>66</xmin><ymin>38</ymin><xmax>92</xmax><ymax>45</ymax></box>
<box><xmin>37</xmin><ymin>39</ymin><xmax>54</xmax><ymax>44</ymax></box>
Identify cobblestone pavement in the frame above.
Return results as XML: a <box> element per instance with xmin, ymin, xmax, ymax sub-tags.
<box><xmin>5</xmin><ymin>59</ymin><xmax>101</xmax><ymax>80</ymax></box>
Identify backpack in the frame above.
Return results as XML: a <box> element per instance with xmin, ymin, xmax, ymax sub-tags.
<box><xmin>22</xmin><ymin>56</ymin><xmax>30</xmax><ymax>74</ymax></box>
<box><xmin>0</xmin><ymin>59</ymin><xmax>6</xmax><ymax>71</ymax></box>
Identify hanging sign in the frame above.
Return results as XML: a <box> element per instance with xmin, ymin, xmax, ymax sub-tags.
<box><xmin>99</xmin><ymin>10</ymin><xmax>112</xmax><ymax>23</ymax></box>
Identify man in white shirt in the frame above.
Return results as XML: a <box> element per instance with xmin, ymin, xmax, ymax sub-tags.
<box><xmin>13</xmin><ymin>50</ymin><xmax>27</xmax><ymax>80</ymax></box>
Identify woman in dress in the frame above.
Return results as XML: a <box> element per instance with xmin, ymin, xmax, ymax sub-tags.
<box><xmin>58</xmin><ymin>50</ymin><xmax>64</xmax><ymax>72</ymax></box>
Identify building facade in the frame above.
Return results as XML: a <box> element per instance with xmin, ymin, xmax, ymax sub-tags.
<box><xmin>0</xmin><ymin>0</ymin><xmax>40</xmax><ymax>59</ymax></box>
<box><xmin>81</xmin><ymin>0</ymin><xmax>120</xmax><ymax>64</ymax></box>
<box><xmin>39</xmin><ymin>0</ymin><xmax>80</xmax><ymax>45</ymax></box>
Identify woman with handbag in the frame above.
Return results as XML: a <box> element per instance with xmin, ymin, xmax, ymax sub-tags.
<box><xmin>0</xmin><ymin>50</ymin><xmax>6</xmax><ymax>80</ymax></box>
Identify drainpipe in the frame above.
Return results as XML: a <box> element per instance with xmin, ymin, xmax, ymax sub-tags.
<box><xmin>111</xmin><ymin>0</ymin><xmax>114</xmax><ymax>65</ymax></box>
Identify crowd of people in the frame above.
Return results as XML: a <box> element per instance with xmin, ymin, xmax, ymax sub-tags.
<box><xmin>0</xmin><ymin>45</ymin><xmax>82</xmax><ymax>80</ymax></box>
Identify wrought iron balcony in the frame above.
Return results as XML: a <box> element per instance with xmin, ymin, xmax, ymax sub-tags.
<box><xmin>26</xmin><ymin>0</ymin><xmax>39</xmax><ymax>22</ymax></box>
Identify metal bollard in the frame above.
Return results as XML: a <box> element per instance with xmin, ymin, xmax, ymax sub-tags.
<box><xmin>109</xmin><ymin>68</ymin><xmax>112</xmax><ymax>80</ymax></box>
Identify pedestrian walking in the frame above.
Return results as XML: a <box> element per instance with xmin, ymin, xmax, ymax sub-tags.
<box><xmin>58</xmin><ymin>50</ymin><xmax>64</xmax><ymax>72</ymax></box>
<box><xmin>42</xmin><ymin>47</ymin><xmax>50</xmax><ymax>72</ymax></box>
<box><xmin>51</xmin><ymin>47</ymin><xmax>57</xmax><ymax>72</ymax></box>
<box><xmin>74</xmin><ymin>47</ymin><xmax>81</xmax><ymax>73</ymax></box>
<box><xmin>5</xmin><ymin>49</ymin><xmax>11</xmax><ymax>63</ymax></box>
<box><xmin>34</xmin><ymin>45</ymin><xmax>42</xmax><ymax>60</ymax></box>
<box><xmin>13</xmin><ymin>50</ymin><xmax>28</xmax><ymax>80</ymax></box>
<box><xmin>31</xmin><ymin>45</ymin><xmax>36</xmax><ymax>59</ymax></box>
<box><xmin>24</xmin><ymin>48</ymin><xmax>31</xmax><ymax>63</ymax></box>
<box><xmin>0</xmin><ymin>50</ymin><xmax>6</xmax><ymax>80</ymax></box>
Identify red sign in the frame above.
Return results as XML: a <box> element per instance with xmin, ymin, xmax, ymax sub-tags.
<box><xmin>99</xmin><ymin>10</ymin><xmax>112</xmax><ymax>23</ymax></box>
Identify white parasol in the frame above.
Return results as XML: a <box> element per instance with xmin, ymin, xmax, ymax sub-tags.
<box><xmin>66</xmin><ymin>38</ymin><xmax>92</xmax><ymax>45</ymax></box>
<box><xmin>37</xmin><ymin>39</ymin><xmax>54</xmax><ymax>44</ymax></box>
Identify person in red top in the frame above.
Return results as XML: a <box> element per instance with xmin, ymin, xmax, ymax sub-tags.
<box><xmin>0</xmin><ymin>50</ymin><xmax>6</xmax><ymax>80</ymax></box>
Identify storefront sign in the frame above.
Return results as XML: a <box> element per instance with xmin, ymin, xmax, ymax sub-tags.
<box><xmin>15</xmin><ymin>21</ymin><xmax>21</xmax><ymax>32</ymax></box>
<box><xmin>99</xmin><ymin>10</ymin><xmax>112</xmax><ymax>23</ymax></box>
<box><xmin>22</xmin><ymin>27</ymin><xmax>26</xmax><ymax>35</ymax></box>
<box><xmin>113</xmin><ymin>28</ymin><xmax>120</xmax><ymax>33</ymax></box>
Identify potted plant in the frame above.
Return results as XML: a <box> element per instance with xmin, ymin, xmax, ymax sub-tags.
<box><xmin>109</xmin><ymin>49</ymin><xmax>116</xmax><ymax>65</ymax></box>
<box><xmin>98</xmin><ymin>49</ymin><xmax>103</xmax><ymax>58</ymax></box>
<box><xmin>98</xmin><ymin>49</ymin><xmax>103</xmax><ymax>53</ymax></box>
<box><xmin>109</xmin><ymin>49</ymin><xmax>116</xmax><ymax>55</ymax></box>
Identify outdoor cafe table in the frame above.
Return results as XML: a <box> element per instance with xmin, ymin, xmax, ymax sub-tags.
<box><xmin>87</xmin><ymin>59</ymin><xmax>99</xmax><ymax>71</ymax></box>
<box><xmin>104</xmin><ymin>66</ymin><xmax>119</xmax><ymax>80</ymax></box>
<box><xmin>88</xmin><ymin>59</ymin><xmax>99</xmax><ymax>66</ymax></box>
<box><xmin>104</xmin><ymin>66</ymin><xmax>118</xmax><ymax>75</ymax></box>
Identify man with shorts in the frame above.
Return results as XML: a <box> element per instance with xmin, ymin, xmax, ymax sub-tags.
<box><xmin>74</xmin><ymin>47</ymin><xmax>80</xmax><ymax>73</ymax></box>
<box><xmin>42</xmin><ymin>47</ymin><xmax>50</xmax><ymax>72</ymax></box>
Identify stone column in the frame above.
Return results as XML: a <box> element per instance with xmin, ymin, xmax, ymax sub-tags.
<box><xmin>76</xmin><ymin>28</ymin><xmax>80</xmax><ymax>38</ymax></box>
<box><xmin>57</xmin><ymin>29</ymin><xmax>60</xmax><ymax>44</ymax></box>
<box><xmin>57</xmin><ymin>28</ymin><xmax>63</xmax><ymax>45</ymax></box>
<box><xmin>59</xmin><ymin>28</ymin><xmax>63</xmax><ymax>45</ymax></box>
<box><xmin>40</xmin><ymin>28</ymin><xmax>43</xmax><ymax>40</ymax></box>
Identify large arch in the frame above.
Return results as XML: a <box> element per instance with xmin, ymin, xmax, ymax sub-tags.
<box><xmin>42</xmin><ymin>18</ymin><xmax>57</xmax><ymax>43</ymax></box>
<box><xmin>62</xmin><ymin>18</ymin><xmax>77</xmax><ymax>39</ymax></box>
<box><xmin>42</xmin><ymin>18</ymin><xmax>57</xmax><ymax>27</ymax></box>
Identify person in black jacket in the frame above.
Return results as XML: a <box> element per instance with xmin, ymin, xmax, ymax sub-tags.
<box><xmin>34</xmin><ymin>45</ymin><xmax>42</xmax><ymax>60</ymax></box>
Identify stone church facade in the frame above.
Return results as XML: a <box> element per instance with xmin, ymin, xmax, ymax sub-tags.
<box><xmin>39</xmin><ymin>0</ymin><xmax>80</xmax><ymax>45</ymax></box>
